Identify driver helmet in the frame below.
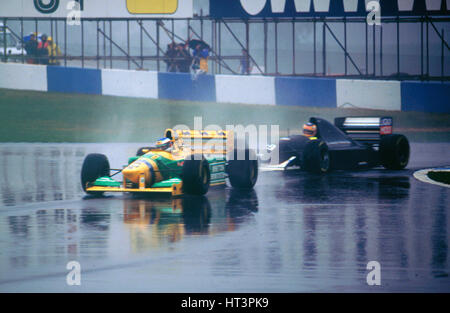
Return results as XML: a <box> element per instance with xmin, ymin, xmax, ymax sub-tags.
<box><xmin>303</xmin><ymin>122</ymin><xmax>317</xmax><ymax>137</ymax></box>
<box><xmin>155</xmin><ymin>138</ymin><xmax>173</xmax><ymax>150</ymax></box>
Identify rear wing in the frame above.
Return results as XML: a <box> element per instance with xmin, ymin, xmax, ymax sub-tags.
<box><xmin>334</xmin><ymin>117</ymin><xmax>393</xmax><ymax>145</ymax></box>
<box><xmin>164</xmin><ymin>129</ymin><xmax>234</xmax><ymax>155</ymax></box>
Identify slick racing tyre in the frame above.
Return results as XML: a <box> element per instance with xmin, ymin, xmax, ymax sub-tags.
<box><xmin>302</xmin><ymin>140</ymin><xmax>330</xmax><ymax>173</ymax></box>
<box><xmin>81</xmin><ymin>153</ymin><xmax>110</xmax><ymax>195</ymax></box>
<box><xmin>380</xmin><ymin>134</ymin><xmax>410</xmax><ymax>170</ymax></box>
<box><xmin>182</xmin><ymin>154</ymin><xmax>211</xmax><ymax>195</ymax></box>
<box><xmin>227</xmin><ymin>148</ymin><xmax>258</xmax><ymax>189</ymax></box>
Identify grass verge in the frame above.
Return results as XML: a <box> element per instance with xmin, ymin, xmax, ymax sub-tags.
<box><xmin>1</xmin><ymin>88</ymin><xmax>449</xmax><ymax>142</ymax></box>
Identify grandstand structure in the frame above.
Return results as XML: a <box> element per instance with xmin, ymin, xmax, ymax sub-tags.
<box><xmin>1</xmin><ymin>0</ymin><xmax>449</xmax><ymax>80</ymax></box>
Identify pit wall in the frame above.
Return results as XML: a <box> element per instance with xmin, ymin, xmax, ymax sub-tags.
<box><xmin>0</xmin><ymin>63</ymin><xmax>449</xmax><ymax>113</ymax></box>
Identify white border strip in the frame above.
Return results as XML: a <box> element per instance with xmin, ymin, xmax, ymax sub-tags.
<box><xmin>413</xmin><ymin>168</ymin><xmax>450</xmax><ymax>188</ymax></box>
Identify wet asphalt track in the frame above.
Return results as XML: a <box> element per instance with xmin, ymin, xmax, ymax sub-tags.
<box><xmin>0</xmin><ymin>142</ymin><xmax>449</xmax><ymax>292</ymax></box>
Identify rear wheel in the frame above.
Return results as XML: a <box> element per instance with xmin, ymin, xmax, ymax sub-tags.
<box><xmin>302</xmin><ymin>140</ymin><xmax>330</xmax><ymax>173</ymax></box>
<box><xmin>380</xmin><ymin>134</ymin><xmax>410</xmax><ymax>170</ymax></box>
<box><xmin>182</xmin><ymin>155</ymin><xmax>210</xmax><ymax>195</ymax></box>
<box><xmin>227</xmin><ymin>148</ymin><xmax>258</xmax><ymax>189</ymax></box>
<box><xmin>81</xmin><ymin>153</ymin><xmax>110</xmax><ymax>195</ymax></box>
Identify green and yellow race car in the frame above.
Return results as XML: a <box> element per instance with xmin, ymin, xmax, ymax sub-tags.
<box><xmin>81</xmin><ymin>129</ymin><xmax>258</xmax><ymax>196</ymax></box>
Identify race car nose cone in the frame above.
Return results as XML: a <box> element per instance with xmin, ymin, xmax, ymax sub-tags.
<box><xmin>122</xmin><ymin>159</ymin><xmax>154</xmax><ymax>186</ymax></box>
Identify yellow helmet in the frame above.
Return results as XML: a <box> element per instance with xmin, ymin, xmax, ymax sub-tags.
<box><xmin>303</xmin><ymin>122</ymin><xmax>317</xmax><ymax>137</ymax></box>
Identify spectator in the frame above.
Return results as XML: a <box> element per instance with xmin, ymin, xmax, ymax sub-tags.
<box><xmin>191</xmin><ymin>44</ymin><xmax>209</xmax><ymax>80</ymax></box>
<box><xmin>191</xmin><ymin>44</ymin><xmax>201</xmax><ymax>72</ymax></box>
<box><xmin>175</xmin><ymin>43</ymin><xmax>191</xmax><ymax>73</ymax></box>
<box><xmin>24</xmin><ymin>33</ymin><xmax>38</xmax><ymax>64</ymax></box>
<box><xmin>199</xmin><ymin>46</ymin><xmax>209</xmax><ymax>74</ymax></box>
<box><xmin>164</xmin><ymin>42</ymin><xmax>177</xmax><ymax>72</ymax></box>
<box><xmin>238</xmin><ymin>49</ymin><xmax>252</xmax><ymax>75</ymax></box>
<box><xmin>37</xmin><ymin>34</ymin><xmax>49</xmax><ymax>65</ymax></box>
<box><xmin>47</xmin><ymin>37</ymin><xmax>61</xmax><ymax>66</ymax></box>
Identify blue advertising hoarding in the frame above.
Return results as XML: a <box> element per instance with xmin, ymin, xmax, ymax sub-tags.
<box><xmin>210</xmin><ymin>0</ymin><xmax>450</xmax><ymax>18</ymax></box>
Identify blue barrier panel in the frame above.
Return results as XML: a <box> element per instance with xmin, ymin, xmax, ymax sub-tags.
<box><xmin>275</xmin><ymin>77</ymin><xmax>337</xmax><ymax>108</ymax></box>
<box><xmin>401</xmin><ymin>81</ymin><xmax>450</xmax><ymax>113</ymax></box>
<box><xmin>47</xmin><ymin>66</ymin><xmax>102</xmax><ymax>95</ymax></box>
<box><xmin>158</xmin><ymin>72</ymin><xmax>216</xmax><ymax>102</ymax></box>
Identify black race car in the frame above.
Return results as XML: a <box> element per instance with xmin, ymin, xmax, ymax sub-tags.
<box><xmin>265</xmin><ymin>117</ymin><xmax>410</xmax><ymax>173</ymax></box>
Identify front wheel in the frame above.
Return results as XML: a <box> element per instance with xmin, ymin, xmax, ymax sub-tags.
<box><xmin>227</xmin><ymin>148</ymin><xmax>258</xmax><ymax>189</ymax></box>
<box><xmin>81</xmin><ymin>153</ymin><xmax>110</xmax><ymax>195</ymax></box>
<box><xmin>182</xmin><ymin>154</ymin><xmax>210</xmax><ymax>195</ymax></box>
<box><xmin>302</xmin><ymin>140</ymin><xmax>330</xmax><ymax>173</ymax></box>
<box><xmin>380</xmin><ymin>134</ymin><xmax>410</xmax><ymax>170</ymax></box>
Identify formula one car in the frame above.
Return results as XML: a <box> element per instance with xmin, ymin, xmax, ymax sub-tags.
<box><xmin>81</xmin><ymin>129</ymin><xmax>258</xmax><ymax>196</ymax></box>
<box><xmin>264</xmin><ymin>117</ymin><xmax>410</xmax><ymax>173</ymax></box>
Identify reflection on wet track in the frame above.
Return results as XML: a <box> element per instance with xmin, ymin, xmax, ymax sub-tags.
<box><xmin>0</xmin><ymin>143</ymin><xmax>449</xmax><ymax>292</ymax></box>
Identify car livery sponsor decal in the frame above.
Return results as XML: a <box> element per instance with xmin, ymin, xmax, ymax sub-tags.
<box><xmin>380</xmin><ymin>117</ymin><xmax>393</xmax><ymax>135</ymax></box>
<box><xmin>211</xmin><ymin>164</ymin><xmax>225</xmax><ymax>173</ymax></box>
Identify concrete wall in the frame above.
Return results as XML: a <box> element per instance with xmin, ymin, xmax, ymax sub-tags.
<box><xmin>215</xmin><ymin>75</ymin><xmax>275</xmax><ymax>105</ymax></box>
<box><xmin>0</xmin><ymin>63</ymin><xmax>47</xmax><ymax>91</ymax></box>
<box><xmin>337</xmin><ymin>80</ymin><xmax>401</xmax><ymax>111</ymax></box>
<box><xmin>401</xmin><ymin>81</ymin><xmax>450</xmax><ymax>113</ymax></box>
<box><xmin>102</xmin><ymin>69</ymin><xmax>158</xmax><ymax>99</ymax></box>
<box><xmin>158</xmin><ymin>72</ymin><xmax>216</xmax><ymax>102</ymax></box>
<box><xmin>2</xmin><ymin>63</ymin><xmax>449</xmax><ymax>113</ymax></box>
<box><xmin>47</xmin><ymin>66</ymin><xmax>102</xmax><ymax>95</ymax></box>
<box><xmin>275</xmin><ymin>77</ymin><xmax>337</xmax><ymax>108</ymax></box>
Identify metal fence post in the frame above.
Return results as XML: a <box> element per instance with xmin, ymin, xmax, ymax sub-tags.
<box><xmin>373</xmin><ymin>23</ymin><xmax>376</xmax><ymax>76</ymax></box>
<box><xmin>264</xmin><ymin>19</ymin><xmax>267</xmax><ymax>75</ymax></box>
<box><xmin>2</xmin><ymin>18</ymin><xmax>7</xmax><ymax>62</ymax></box>
<box><xmin>20</xmin><ymin>18</ymin><xmax>24</xmax><ymax>64</ymax></box>
<box><xmin>380</xmin><ymin>24</ymin><xmax>383</xmax><ymax>77</ymax></box>
<box><xmin>442</xmin><ymin>28</ymin><xmax>445</xmax><ymax>81</ymax></box>
<box><xmin>344</xmin><ymin>17</ymin><xmax>347</xmax><ymax>75</ymax></box>
<box><xmin>397</xmin><ymin>16</ymin><xmax>400</xmax><ymax>77</ymax></box>
<box><xmin>140</xmin><ymin>19</ymin><xmax>143</xmax><ymax>69</ymax></box>
<box><xmin>314</xmin><ymin>18</ymin><xmax>316</xmax><ymax>75</ymax></box>
<box><xmin>323</xmin><ymin>19</ymin><xmax>326</xmax><ymax>76</ymax></box>
<box><xmin>218</xmin><ymin>20</ymin><xmax>222</xmax><ymax>74</ymax></box>
<box><xmin>421</xmin><ymin>18</ymin><xmax>423</xmax><ymax>78</ymax></box>
<box><xmin>96</xmin><ymin>20</ymin><xmax>99</xmax><ymax>69</ymax></box>
<box><xmin>426</xmin><ymin>17</ymin><xmax>429</xmax><ymax>78</ymax></box>
<box><xmin>365</xmin><ymin>21</ymin><xmax>368</xmax><ymax>76</ymax></box>
<box><xmin>245</xmin><ymin>19</ymin><xmax>249</xmax><ymax>75</ymax></box>
<box><xmin>157</xmin><ymin>20</ymin><xmax>160</xmax><ymax>72</ymax></box>
<box><xmin>81</xmin><ymin>19</ymin><xmax>84</xmax><ymax>68</ymax></box>
<box><xmin>127</xmin><ymin>19</ymin><xmax>130</xmax><ymax>70</ymax></box>
<box><xmin>109</xmin><ymin>20</ymin><xmax>112</xmax><ymax>69</ymax></box>
<box><xmin>64</xmin><ymin>18</ymin><xmax>67</xmax><ymax>67</ymax></box>
<box><xmin>292</xmin><ymin>19</ymin><xmax>295</xmax><ymax>75</ymax></box>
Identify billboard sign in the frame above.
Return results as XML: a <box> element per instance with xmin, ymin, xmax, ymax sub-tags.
<box><xmin>0</xmin><ymin>0</ymin><xmax>193</xmax><ymax>18</ymax></box>
<box><xmin>210</xmin><ymin>0</ymin><xmax>450</xmax><ymax>18</ymax></box>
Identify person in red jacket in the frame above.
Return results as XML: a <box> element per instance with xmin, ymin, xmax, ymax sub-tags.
<box><xmin>37</xmin><ymin>34</ymin><xmax>49</xmax><ymax>65</ymax></box>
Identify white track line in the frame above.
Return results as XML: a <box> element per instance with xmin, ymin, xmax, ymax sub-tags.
<box><xmin>413</xmin><ymin>168</ymin><xmax>450</xmax><ymax>188</ymax></box>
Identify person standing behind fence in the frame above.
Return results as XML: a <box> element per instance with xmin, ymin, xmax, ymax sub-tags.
<box><xmin>199</xmin><ymin>46</ymin><xmax>209</xmax><ymax>74</ymax></box>
<box><xmin>238</xmin><ymin>49</ymin><xmax>252</xmax><ymax>75</ymax></box>
<box><xmin>192</xmin><ymin>44</ymin><xmax>209</xmax><ymax>78</ymax></box>
<box><xmin>47</xmin><ymin>37</ymin><xmax>61</xmax><ymax>66</ymax></box>
<box><xmin>24</xmin><ymin>33</ymin><xmax>38</xmax><ymax>64</ymax></box>
<box><xmin>176</xmin><ymin>43</ymin><xmax>191</xmax><ymax>73</ymax></box>
<box><xmin>37</xmin><ymin>34</ymin><xmax>49</xmax><ymax>65</ymax></box>
<box><xmin>191</xmin><ymin>44</ymin><xmax>201</xmax><ymax>71</ymax></box>
<box><xmin>164</xmin><ymin>42</ymin><xmax>177</xmax><ymax>72</ymax></box>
